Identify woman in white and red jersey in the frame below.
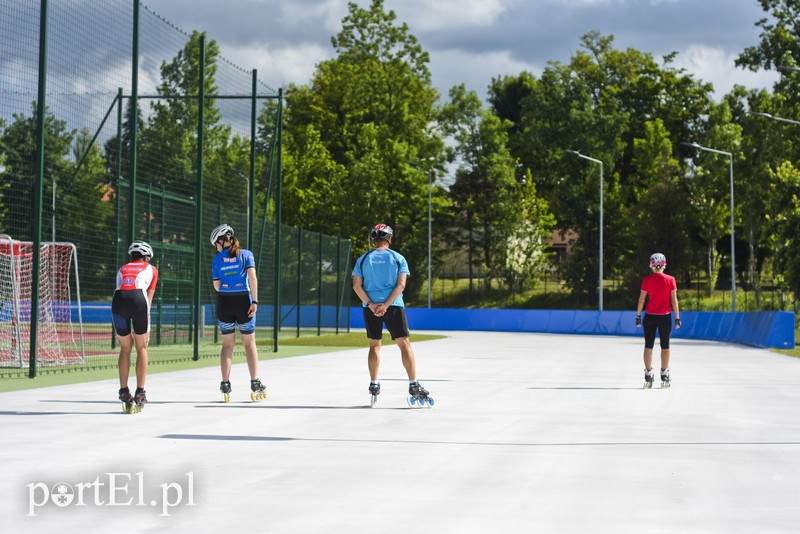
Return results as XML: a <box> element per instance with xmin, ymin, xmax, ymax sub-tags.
<box><xmin>112</xmin><ymin>240</ymin><xmax>158</xmax><ymax>411</ymax></box>
<box><xmin>635</xmin><ymin>253</ymin><xmax>681</xmax><ymax>389</ymax></box>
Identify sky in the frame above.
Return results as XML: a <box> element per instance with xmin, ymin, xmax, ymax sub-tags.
<box><xmin>141</xmin><ymin>0</ymin><xmax>780</xmax><ymax>102</ymax></box>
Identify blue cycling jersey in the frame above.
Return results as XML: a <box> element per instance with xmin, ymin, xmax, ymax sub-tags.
<box><xmin>212</xmin><ymin>247</ymin><xmax>256</xmax><ymax>294</ymax></box>
<box><xmin>352</xmin><ymin>248</ymin><xmax>410</xmax><ymax>307</ymax></box>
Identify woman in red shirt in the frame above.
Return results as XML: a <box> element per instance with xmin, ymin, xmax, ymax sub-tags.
<box><xmin>636</xmin><ymin>253</ymin><xmax>681</xmax><ymax>388</ymax></box>
<box><xmin>112</xmin><ymin>240</ymin><xmax>158</xmax><ymax>412</ymax></box>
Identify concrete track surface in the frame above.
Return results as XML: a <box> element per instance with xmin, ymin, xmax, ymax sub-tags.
<box><xmin>2</xmin><ymin>331</ymin><xmax>799</xmax><ymax>533</ymax></box>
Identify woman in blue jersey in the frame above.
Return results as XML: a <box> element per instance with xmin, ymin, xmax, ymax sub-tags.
<box><xmin>210</xmin><ymin>224</ymin><xmax>266</xmax><ymax>402</ymax></box>
<box><xmin>352</xmin><ymin>224</ymin><xmax>433</xmax><ymax>407</ymax></box>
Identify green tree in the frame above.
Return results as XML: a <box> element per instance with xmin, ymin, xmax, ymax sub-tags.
<box><xmin>281</xmin><ymin>0</ymin><xmax>443</xmax><ymax>297</ymax></box>
<box><xmin>736</xmin><ymin>0</ymin><xmax>800</xmax><ymax>74</ymax></box>
<box><xmin>0</xmin><ymin>104</ymin><xmax>73</xmax><ymax>241</ymax></box>
<box><xmin>138</xmin><ymin>31</ymin><xmax>231</xmax><ymax>200</ymax></box>
<box><xmin>768</xmin><ymin>160</ymin><xmax>800</xmax><ymax>303</ymax></box>
<box><xmin>685</xmin><ymin>101</ymin><xmax>743</xmax><ymax>296</ymax></box>
<box><xmin>487</xmin><ymin>32</ymin><xmax>714</xmax><ymax>304</ymax></box>
<box><xmin>440</xmin><ymin>84</ymin><xmax>554</xmax><ymax>294</ymax></box>
<box><xmin>627</xmin><ymin>119</ymin><xmax>695</xmax><ymax>289</ymax></box>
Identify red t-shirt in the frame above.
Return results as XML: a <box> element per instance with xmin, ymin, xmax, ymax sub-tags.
<box><xmin>641</xmin><ymin>272</ymin><xmax>677</xmax><ymax>315</ymax></box>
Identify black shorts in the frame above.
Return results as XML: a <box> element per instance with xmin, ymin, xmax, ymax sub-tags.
<box><xmin>217</xmin><ymin>293</ymin><xmax>256</xmax><ymax>334</ymax></box>
<box><xmin>363</xmin><ymin>306</ymin><xmax>410</xmax><ymax>340</ymax></box>
<box><xmin>112</xmin><ymin>290</ymin><xmax>150</xmax><ymax>336</ymax></box>
<box><xmin>643</xmin><ymin>313</ymin><xmax>672</xmax><ymax>349</ymax></box>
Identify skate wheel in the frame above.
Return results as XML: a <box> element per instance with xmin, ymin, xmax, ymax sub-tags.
<box><xmin>121</xmin><ymin>403</ymin><xmax>129</xmax><ymax>414</ymax></box>
<box><xmin>407</xmin><ymin>395</ymin><xmax>417</xmax><ymax>407</ymax></box>
<box><xmin>370</xmin><ymin>394</ymin><xmax>377</xmax><ymax>408</ymax></box>
<box><xmin>223</xmin><ymin>393</ymin><xmax>230</xmax><ymax>403</ymax></box>
<box><xmin>426</xmin><ymin>397</ymin><xmax>434</xmax><ymax>407</ymax></box>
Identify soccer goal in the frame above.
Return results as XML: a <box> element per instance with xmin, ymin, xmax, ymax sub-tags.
<box><xmin>0</xmin><ymin>234</ymin><xmax>85</xmax><ymax>368</ymax></box>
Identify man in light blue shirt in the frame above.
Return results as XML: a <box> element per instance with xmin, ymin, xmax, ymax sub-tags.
<box><xmin>353</xmin><ymin>224</ymin><xmax>432</xmax><ymax>407</ymax></box>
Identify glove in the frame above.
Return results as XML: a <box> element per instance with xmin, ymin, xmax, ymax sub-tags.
<box><xmin>635</xmin><ymin>315</ymin><xmax>641</xmax><ymax>327</ymax></box>
<box><xmin>675</xmin><ymin>318</ymin><xmax>682</xmax><ymax>328</ymax></box>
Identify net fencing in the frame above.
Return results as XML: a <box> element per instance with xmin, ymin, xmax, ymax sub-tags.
<box><xmin>0</xmin><ymin>1</ymin><xmax>351</xmax><ymax>378</ymax></box>
<box><xmin>0</xmin><ymin>235</ymin><xmax>84</xmax><ymax>367</ymax></box>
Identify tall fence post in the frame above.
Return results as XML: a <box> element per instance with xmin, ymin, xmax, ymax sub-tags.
<box><xmin>192</xmin><ymin>33</ymin><xmax>206</xmax><ymax>361</ymax></box>
<box><xmin>336</xmin><ymin>236</ymin><xmax>341</xmax><ymax>335</ymax></box>
<box><xmin>272</xmin><ymin>89</ymin><xmax>283</xmax><ymax>352</ymax></box>
<box><xmin>297</xmin><ymin>227</ymin><xmax>302</xmax><ymax>337</ymax></box>
<box><xmin>29</xmin><ymin>0</ymin><xmax>50</xmax><ymax>378</ymax></box>
<box><xmin>318</xmin><ymin>231</ymin><xmax>322</xmax><ymax>336</ymax></box>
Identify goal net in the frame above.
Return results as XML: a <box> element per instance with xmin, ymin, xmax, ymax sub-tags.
<box><xmin>0</xmin><ymin>234</ymin><xmax>85</xmax><ymax>367</ymax></box>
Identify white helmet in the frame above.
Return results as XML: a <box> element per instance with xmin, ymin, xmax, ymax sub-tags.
<box><xmin>128</xmin><ymin>240</ymin><xmax>153</xmax><ymax>258</ymax></box>
<box><xmin>210</xmin><ymin>224</ymin><xmax>234</xmax><ymax>246</ymax></box>
<box><xmin>649</xmin><ymin>252</ymin><xmax>666</xmax><ymax>269</ymax></box>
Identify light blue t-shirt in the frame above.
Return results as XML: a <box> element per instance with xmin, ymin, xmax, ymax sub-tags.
<box><xmin>352</xmin><ymin>248</ymin><xmax>410</xmax><ymax>307</ymax></box>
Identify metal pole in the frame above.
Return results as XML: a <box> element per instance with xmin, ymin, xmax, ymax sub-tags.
<box><xmin>565</xmin><ymin>150</ymin><xmax>603</xmax><ymax>311</ymax></box>
<box><xmin>318</xmin><ymin>231</ymin><xmax>322</xmax><ymax>336</ymax></box>
<box><xmin>599</xmin><ymin>161</ymin><xmax>603</xmax><ymax>312</ymax></box>
<box><xmin>248</xmin><ymin>69</ymin><xmax>257</xmax><ymax>250</ymax></box>
<box><xmin>273</xmin><ymin>89</ymin><xmax>284</xmax><ymax>352</ymax></box>
<box><xmin>128</xmin><ymin>0</ymin><xmax>139</xmax><ymax>246</ymax></box>
<box><xmin>192</xmin><ymin>34</ymin><xmax>206</xmax><ymax>360</ymax></box>
<box><xmin>729</xmin><ymin>155</ymin><xmax>736</xmax><ymax>312</ymax></box>
<box><xmin>681</xmin><ymin>142</ymin><xmax>735</xmax><ymax>311</ymax></box>
<box><xmin>29</xmin><ymin>0</ymin><xmax>49</xmax><ymax>378</ymax></box>
<box><xmin>297</xmin><ymin>228</ymin><xmax>302</xmax><ymax>337</ymax></box>
<box><xmin>428</xmin><ymin>169</ymin><xmax>432</xmax><ymax>308</ymax></box>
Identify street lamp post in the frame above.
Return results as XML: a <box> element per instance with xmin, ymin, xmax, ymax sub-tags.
<box><xmin>681</xmin><ymin>141</ymin><xmax>736</xmax><ymax>312</ymax></box>
<box><xmin>566</xmin><ymin>149</ymin><xmax>604</xmax><ymax>311</ymax></box>
<box><xmin>407</xmin><ymin>159</ymin><xmax>435</xmax><ymax>308</ymax></box>
<box><xmin>748</xmin><ymin>111</ymin><xmax>800</xmax><ymax>126</ymax></box>
<box><xmin>427</xmin><ymin>167</ymin><xmax>432</xmax><ymax>309</ymax></box>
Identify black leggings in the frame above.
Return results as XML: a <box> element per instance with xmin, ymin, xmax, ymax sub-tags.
<box><xmin>643</xmin><ymin>313</ymin><xmax>672</xmax><ymax>349</ymax></box>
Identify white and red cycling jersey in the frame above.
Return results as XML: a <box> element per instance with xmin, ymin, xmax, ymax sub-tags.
<box><xmin>115</xmin><ymin>260</ymin><xmax>158</xmax><ymax>295</ymax></box>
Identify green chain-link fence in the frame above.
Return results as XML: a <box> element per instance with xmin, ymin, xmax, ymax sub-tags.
<box><xmin>0</xmin><ymin>1</ymin><xmax>351</xmax><ymax>378</ymax></box>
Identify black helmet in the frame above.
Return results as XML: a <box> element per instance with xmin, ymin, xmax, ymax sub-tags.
<box><xmin>370</xmin><ymin>224</ymin><xmax>393</xmax><ymax>240</ymax></box>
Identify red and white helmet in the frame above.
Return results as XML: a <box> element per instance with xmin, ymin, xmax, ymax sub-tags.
<box><xmin>649</xmin><ymin>252</ymin><xmax>667</xmax><ymax>269</ymax></box>
<box><xmin>370</xmin><ymin>224</ymin><xmax>393</xmax><ymax>240</ymax></box>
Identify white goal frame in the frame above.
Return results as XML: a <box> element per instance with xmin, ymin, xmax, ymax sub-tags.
<box><xmin>0</xmin><ymin>234</ymin><xmax>85</xmax><ymax>367</ymax></box>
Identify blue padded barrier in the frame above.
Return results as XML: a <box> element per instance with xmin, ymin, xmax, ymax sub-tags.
<box><xmin>350</xmin><ymin>307</ymin><xmax>795</xmax><ymax>349</ymax></box>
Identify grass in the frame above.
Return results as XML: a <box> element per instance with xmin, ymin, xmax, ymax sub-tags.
<box><xmin>276</xmin><ymin>331</ymin><xmax>446</xmax><ymax>347</ymax></box>
<box><xmin>0</xmin><ymin>332</ymin><xmax>447</xmax><ymax>393</ymax></box>
<box><xmin>418</xmin><ymin>276</ymin><xmax>795</xmax><ymax>312</ymax></box>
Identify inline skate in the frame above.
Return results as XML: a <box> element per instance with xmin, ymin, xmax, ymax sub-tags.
<box><xmin>643</xmin><ymin>369</ymin><xmax>655</xmax><ymax>389</ymax></box>
<box><xmin>407</xmin><ymin>381</ymin><xmax>434</xmax><ymax>408</ymax></box>
<box><xmin>250</xmin><ymin>378</ymin><xmax>267</xmax><ymax>401</ymax></box>
<box><xmin>660</xmin><ymin>368</ymin><xmax>671</xmax><ymax>389</ymax></box>
<box><xmin>220</xmin><ymin>380</ymin><xmax>232</xmax><ymax>403</ymax></box>
<box><xmin>119</xmin><ymin>387</ymin><xmax>134</xmax><ymax>414</ymax></box>
<box><xmin>368</xmin><ymin>382</ymin><xmax>380</xmax><ymax>408</ymax></box>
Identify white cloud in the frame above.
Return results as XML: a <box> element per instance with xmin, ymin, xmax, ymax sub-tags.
<box><xmin>222</xmin><ymin>42</ymin><xmax>332</xmax><ymax>90</ymax></box>
<box><xmin>391</xmin><ymin>0</ymin><xmax>508</xmax><ymax>29</ymax></box>
<box><xmin>672</xmin><ymin>44</ymin><xmax>779</xmax><ymax>99</ymax></box>
<box><xmin>429</xmin><ymin>48</ymin><xmax>540</xmax><ymax>101</ymax></box>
